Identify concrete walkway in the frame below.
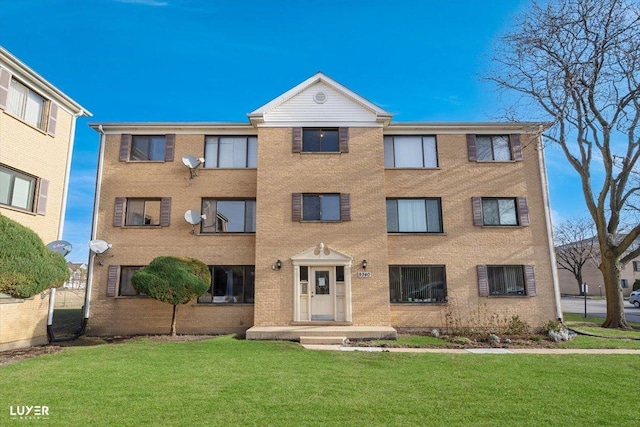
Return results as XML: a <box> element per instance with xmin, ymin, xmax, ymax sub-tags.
<box><xmin>302</xmin><ymin>344</ymin><xmax>640</xmax><ymax>354</ymax></box>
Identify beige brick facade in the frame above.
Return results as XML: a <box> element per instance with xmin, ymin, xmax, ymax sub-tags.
<box><xmin>0</xmin><ymin>47</ymin><xmax>89</xmax><ymax>350</ymax></box>
<box><xmin>87</xmin><ymin>73</ymin><xmax>559</xmax><ymax>339</ymax></box>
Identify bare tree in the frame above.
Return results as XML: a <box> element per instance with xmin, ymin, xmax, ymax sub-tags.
<box><xmin>554</xmin><ymin>218</ymin><xmax>597</xmax><ymax>295</ymax></box>
<box><xmin>488</xmin><ymin>0</ymin><xmax>640</xmax><ymax>328</ymax></box>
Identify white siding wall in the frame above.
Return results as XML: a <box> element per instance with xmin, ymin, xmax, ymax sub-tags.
<box><xmin>263</xmin><ymin>82</ymin><xmax>378</xmax><ymax>124</ymax></box>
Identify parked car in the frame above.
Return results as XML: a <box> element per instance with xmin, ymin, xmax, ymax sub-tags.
<box><xmin>629</xmin><ymin>290</ymin><xmax>640</xmax><ymax>308</ymax></box>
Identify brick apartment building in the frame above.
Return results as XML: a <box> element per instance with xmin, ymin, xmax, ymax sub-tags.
<box><xmin>86</xmin><ymin>73</ymin><xmax>560</xmax><ymax>340</ymax></box>
<box><xmin>0</xmin><ymin>46</ymin><xmax>90</xmax><ymax>350</ymax></box>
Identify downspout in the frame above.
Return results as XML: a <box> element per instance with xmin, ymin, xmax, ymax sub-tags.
<box><xmin>47</xmin><ymin>108</ymin><xmax>85</xmax><ymax>342</ymax></box>
<box><xmin>537</xmin><ymin>126</ymin><xmax>563</xmax><ymax>322</ymax></box>
<box><xmin>80</xmin><ymin>124</ymin><xmax>106</xmax><ymax>335</ymax></box>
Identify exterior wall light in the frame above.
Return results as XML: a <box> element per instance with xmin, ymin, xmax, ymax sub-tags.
<box><xmin>362</xmin><ymin>260</ymin><xmax>367</xmax><ymax>269</ymax></box>
<box><xmin>272</xmin><ymin>260</ymin><xmax>282</xmax><ymax>270</ymax></box>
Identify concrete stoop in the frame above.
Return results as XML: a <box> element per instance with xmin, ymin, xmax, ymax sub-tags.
<box><xmin>246</xmin><ymin>325</ymin><xmax>397</xmax><ymax>341</ymax></box>
<box><xmin>299</xmin><ymin>336</ymin><xmax>348</xmax><ymax>345</ymax></box>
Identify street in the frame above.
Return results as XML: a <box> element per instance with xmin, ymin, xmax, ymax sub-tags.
<box><xmin>561</xmin><ymin>296</ymin><xmax>640</xmax><ymax>323</ymax></box>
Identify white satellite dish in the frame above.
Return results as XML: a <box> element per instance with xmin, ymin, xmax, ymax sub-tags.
<box><xmin>47</xmin><ymin>240</ymin><xmax>72</xmax><ymax>257</ymax></box>
<box><xmin>182</xmin><ymin>155</ymin><xmax>201</xmax><ymax>169</ymax></box>
<box><xmin>184</xmin><ymin>210</ymin><xmax>206</xmax><ymax>234</ymax></box>
<box><xmin>182</xmin><ymin>155</ymin><xmax>203</xmax><ymax>180</ymax></box>
<box><xmin>184</xmin><ymin>210</ymin><xmax>203</xmax><ymax>225</ymax></box>
<box><xmin>89</xmin><ymin>239</ymin><xmax>112</xmax><ymax>254</ymax></box>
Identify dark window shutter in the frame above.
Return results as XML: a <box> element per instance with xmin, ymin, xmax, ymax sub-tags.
<box><xmin>339</xmin><ymin>127</ymin><xmax>349</xmax><ymax>153</ymax></box>
<box><xmin>292</xmin><ymin>193</ymin><xmax>302</xmax><ymax>221</ymax></box>
<box><xmin>106</xmin><ymin>265</ymin><xmax>119</xmax><ymax>297</ymax></box>
<box><xmin>517</xmin><ymin>197</ymin><xmax>530</xmax><ymax>226</ymax></box>
<box><xmin>511</xmin><ymin>134</ymin><xmax>523</xmax><ymax>161</ymax></box>
<box><xmin>466</xmin><ymin>134</ymin><xmax>477</xmax><ymax>161</ymax></box>
<box><xmin>0</xmin><ymin>66</ymin><xmax>11</xmax><ymax>110</ymax></box>
<box><xmin>113</xmin><ymin>197</ymin><xmax>125</xmax><ymax>227</ymax></box>
<box><xmin>477</xmin><ymin>265</ymin><xmax>489</xmax><ymax>297</ymax></box>
<box><xmin>164</xmin><ymin>134</ymin><xmax>175</xmax><ymax>162</ymax></box>
<box><xmin>292</xmin><ymin>128</ymin><xmax>302</xmax><ymax>153</ymax></box>
<box><xmin>524</xmin><ymin>265</ymin><xmax>537</xmax><ymax>296</ymax></box>
<box><xmin>119</xmin><ymin>134</ymin><xmax>132</xmax><ymax>161</ymax></box>
<box><xmin>47</xmin><ymin>102</ymin><xmax>58</xmax><ymax>137</ymax></box>
<box><xmin>36</xmin><ymin>178</ymin><xmax>49</xmax><ymax>215</ymax></box>
<box><xmin>471</xmin><ymin>197</ymin><xmax>483</xmax><ymax>226</ymax></box>
<box><xmin>160</xmin><ymin>197</ymin><xmax>171</xmax><ymax>226</ymax></box>
<box><xmin>340</xmin><ymin>193</ymin><xmax>351</xmax><ymax>221</ymax></box>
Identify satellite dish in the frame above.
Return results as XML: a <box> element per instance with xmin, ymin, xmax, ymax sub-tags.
<box><xmin>47</xmin><ymin>240</ymin><xmax>72</xmax><ymax>257</ymax></box>
<box><xmin>182</xmin><ymin>155</ymin><xmax>201</xmax><ymax>169</ymax></box>
<box><xmin>184</xmin><ymin>210</ymin><xmax>204</xmax><ymax>225</ymax></box>
<box><xmin>89</xmin><ymin>239</ymin><xmax>112</xmax><ymax>254</ymax></box>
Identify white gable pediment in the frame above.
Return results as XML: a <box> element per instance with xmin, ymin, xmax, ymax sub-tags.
<box><xmin>291</xmin><ymin>243</ymin><xmax>353</xmax><ymax>265</ymax></box>
<box><xmin>248</xmin><ymin>73</ymin><xmax>391</xmax><ymax>127</ymax></box>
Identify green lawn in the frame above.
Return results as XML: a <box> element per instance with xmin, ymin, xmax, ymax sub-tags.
<box><xmin>2</xmin><ymin>336</ymin><xmax>639</xmax><ymax>426</ymax></box>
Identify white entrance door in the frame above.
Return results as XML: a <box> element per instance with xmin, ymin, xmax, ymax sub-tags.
<box><xmin>311</xmin><ymin>268</ymin><xmax>333</xmax><ymax>321</ymax></box>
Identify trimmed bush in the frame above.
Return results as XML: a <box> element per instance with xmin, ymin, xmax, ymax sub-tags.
<box><xmin>0</xmin><ymin>214</ymin><xmax>69</xmax><ymax>298</ymax></box>
<box><xmin>132</xmin><ymin>256</ymin><xmax>210</xmax><ymax>335</ymax></box>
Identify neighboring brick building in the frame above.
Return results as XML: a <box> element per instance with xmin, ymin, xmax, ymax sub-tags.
<box><xmin>0</xmin><ymin>46</ymin><xmax>90</xmax><ymax>350</ymax></box>
<box><xmin>87</xmin><ymin>73</ymin><xmax>560</xmax><ymax>340</ymax></box>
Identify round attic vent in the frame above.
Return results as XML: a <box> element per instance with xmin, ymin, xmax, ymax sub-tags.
<box><xmin>313</xmin><ymin>91</ymin><xmax>327</xmax><ymax>104</ymax></box>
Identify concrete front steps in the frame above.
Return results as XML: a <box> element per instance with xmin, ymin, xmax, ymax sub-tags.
<box><xmin>300</xmin><ymin>336</ymin><xmax>348</xmax><ymax>345</ymax></box>
<box><xmin>246</xmin><ymin>325</ymin><xmax>397</xmax><ymax>341</ymax></box>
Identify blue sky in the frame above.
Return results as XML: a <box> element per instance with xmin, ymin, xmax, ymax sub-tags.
<box><xmin>0</xmin><ymin>0</ymin><xmax>585</xmax><ymax>262</ymax></box>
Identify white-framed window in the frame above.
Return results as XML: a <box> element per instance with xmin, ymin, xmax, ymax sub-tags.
<box><xmin>6</xmin><ymin>79</ymin><xmax>46</xmax><ymax>130</ymax></box>
<box><xmin>198</xmin><ymin>266</ymin><xmax>255</xmax><ymax>303</ymax></box>
<box><xmin>204</xmin><ymin>136</ymin><xmax>257</xmax><ymax>168</ymax></box>
<box><xmin>0</xmin><ymin>164</ymin><xmax>37</xmax><ymax>211</ymax></box>
<box><xmin>389</xmin><ymin>265</ymin><xmax>447</xmax><ymax>303</ymax></box>
<box><xmin>201</xmin><ymin>199</ymin><xmax>256</xmax><ymax>233</ymax></box>
<box><xmin>384</xmin><ymin>136</ymin><xmax>438</xmax><ymax>168</ymax></box>
<box><xmin>386</xmin><ymin>198</ymin><xmax>442</xmax><ymax>233</ymax></box>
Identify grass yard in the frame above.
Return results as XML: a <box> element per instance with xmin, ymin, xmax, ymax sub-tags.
<box><xmin>1</xmin><ymin>335</ymin><xmax>639</xmax><ymax>426</ymax></box>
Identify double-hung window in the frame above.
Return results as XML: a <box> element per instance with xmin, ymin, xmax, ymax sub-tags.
<box><xmin>467</xmin><ymin>134</ymin><xmax>523</xmax><ymax>162</ymax></box>
<box><xmin>389</xmin><ymin>265</ymin><xmax>447</xmax><ymax>303</ymax></box>
<box><xmin>204</xmin><ymin>136</ymin><xmax>257</xmax><ymax>168</ymax></box>
<box><xmin>198</xmin><ymin>266</ymin><xmax>255</xmax><ymax>303</ymax></box>
<box><xmin>201</xmin><ymin>199</ymin><xmax>256</xmax><ymax>233</ymax></box>
<box><xmin>386</xmin><ymin>198</ymin><xmax>442</xmax><ymax>233</ymax></box>
<box><xmin>384</xmin><ymin>136</ymin><xmax>438</xmax><ymax>168</ymax></box>
<box><xmin>0</xmin><ymin>165</ymin><xmax>37</xmax><ymax>211</ymax></box>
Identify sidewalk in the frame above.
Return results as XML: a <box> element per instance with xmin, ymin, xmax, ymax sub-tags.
<box><xmin>302</xmin><ymin>344</ymin><xmax>640</xmax><ymax>354</ymax></box>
